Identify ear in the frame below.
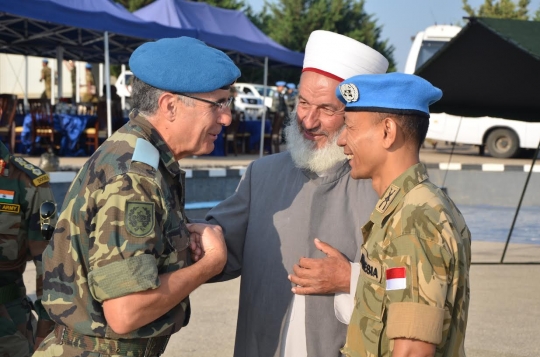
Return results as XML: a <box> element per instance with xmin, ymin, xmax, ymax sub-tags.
<box><xmin>157</xmin><ymin>92</ymin><xmax>178</xmax><ymax>122</ymax></box>
<box><xmin>381</xmin><ymin>117</ymin><xmax>398</xmax><ymax>149</ymax></box>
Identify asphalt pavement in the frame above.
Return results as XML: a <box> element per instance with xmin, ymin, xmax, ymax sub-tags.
<box><xmin>22</xmin><ymin>142</ymin><xmax>540</xmax><ymax>356</ymax></box>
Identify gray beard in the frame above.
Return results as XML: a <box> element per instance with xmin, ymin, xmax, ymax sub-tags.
<box><xmin>284</xmin><ymin>110</ymin><xmax>346</xmax><ymax>174</ymax></box>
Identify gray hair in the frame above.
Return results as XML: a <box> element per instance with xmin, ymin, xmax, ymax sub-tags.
<box><xmin>131</xmin><ymin>77</ymin><xmax>196</xmax><ymax>116</ymax></box>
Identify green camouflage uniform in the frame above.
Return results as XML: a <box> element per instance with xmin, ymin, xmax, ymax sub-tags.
<box><xmin>343</xmin><ymin>163</ymin><xmax>471</xmax><ymax>357</ymax></box>
<box><xmin>0</xmin><ymin>140</ymin><xmax>56</xmax><ymax>357</ymax></box>
<box><xmin>35</xmin><ymin>111</ymin><xmax>191</xmax><ymax>356</ymax></box>
<box><xmin>41</xmin><ymin>67</ymin><xmax>52</xmax><ymax>100</ymax></box>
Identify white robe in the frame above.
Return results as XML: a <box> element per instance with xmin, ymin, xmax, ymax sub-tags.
<box><xmin>206</xmin><ymin>152</ymin><xmax>378</xmax><ymax>357</ymax></box>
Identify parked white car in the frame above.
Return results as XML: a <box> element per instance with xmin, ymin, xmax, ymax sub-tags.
<box><xmin>234</xmin><ymin>82</ymin><xmax>277</xmax><ymax>111</ymax></box>
<box><xmin>234</xmin><ymin>93</ymin><xmax>265</xmax><ymax>120</ymax></box>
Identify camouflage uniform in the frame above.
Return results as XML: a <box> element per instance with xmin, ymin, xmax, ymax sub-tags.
<box><xmin>41</xmin><ymin>66</ymin><xmax>52</xmax><ymax>100</ymax></box>
<box><xmin>35</xmin><ymin>111</ymin><xmax>191</xmax><ymax>356</ymax></box>
<box><xmin>0</xmin><ymin>140</ymin><xmax>56</xmax><ymax>357</ymax></box>
<box><xmin>342</xmin><ymin>163</ymin><xmax>471</xmax><ymax>357</ymax></box>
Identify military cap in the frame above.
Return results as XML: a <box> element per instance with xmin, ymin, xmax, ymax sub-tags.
<box><xmin>336</xmin><ymin>73</ymin><xmax>442</xmax><ymax>118</ymax></box>
<box><xmin>276</xmin><ymin>81</ymin><xmax>286</xmax><ymax>86</ymax></box>
<box><xmin>85</xmin><ymin>63</ymin><xmax>92</xmax><ymax>69</ymax></box>
<box><xmin>286</xmin><ymin>83</ymin><xmax>296</xmax><ymax>89</ymax></box>
<box><xmin>42</xmin><ymin>59</ymin><xmax>48</xmax><ymax>64</ymax></box>
<box><xmin>129</xmin><ymin>37</ymin><xmax>240</xmax><ymax>94</ymax></box>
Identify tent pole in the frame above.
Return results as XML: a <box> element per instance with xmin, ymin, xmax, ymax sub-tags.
<box><xmin>56</xmin><ymin>46</ymin><xmax>64</xmax><ymax>100</ymax></box>
<box><xmin>50</xmin><ymin>63</ymin><xmax>55</xmax><ymax>105</ymax></box>
<box><xmin>24</xmin><ymin>55</ymin><xmax>28</xmax><ymax>108</ymax></box>
<box><xmin>500</xmin><ymin>138</ymin><xmax>540</xmax><ymax>263</ymax></box>
<box><xmin>259</xmin><ymin>56</ymin><xmax>268</xmax><ymax>158</ymax></box>
<box><xmin>104</xmin><ymin>31</ymin><xmax>112</xmax><ymax>138</ymax></box>
<box><xmin>120</xmin><ymin>64</ymin><xmax>126</xmax><ymax>110</ymax></box>
<box><xmin>76</xmin><ymin>62</ymin><xmax>81</xmax><ymax>103</ymax></box>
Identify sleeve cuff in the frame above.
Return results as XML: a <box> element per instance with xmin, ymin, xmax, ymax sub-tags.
<box><xmin>387</xmin><ymin>302</ymin><xmax>445</xmax><ymax>344</ymax></box>
<box><xmin>334</xmin><ymin>262</ymin><xmax>360</xmax><ymax>324</ymax></box>
<box><xmin>88</xmin><ymin>254</ymin><xmax>160</xmax><ymax>303</ymax></box>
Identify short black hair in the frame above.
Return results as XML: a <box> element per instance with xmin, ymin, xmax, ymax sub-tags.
<box><xmin>377</xmin><ymin>112</ymin><xmax>429</xmax><ymax>150</ymax></box>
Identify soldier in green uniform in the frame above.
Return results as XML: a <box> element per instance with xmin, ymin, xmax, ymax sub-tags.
<box><xmin>35</xmin><ymin>37</ymin><xmax>239</xmax><ymax>356</ymax></box>
<box><xmin>81</xmin><ymin>63</ymin><xmax>97</xmax><ymax>103</ymax></box>
<box><xmin>336</xmin><ymin>73</ymin><xmax>471</xmax><ymax>357</ymax></box>
<box><xmin>0</xmin><ymin>139</ymin><xmax>57</xmax><ymax>357</ymax></box>
<box><xmin>39</xmin><ymin>59</ymin><xmax>52</xmax><ymax>100</ymax></box>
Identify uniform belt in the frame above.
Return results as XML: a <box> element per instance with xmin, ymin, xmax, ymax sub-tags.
<box><xmin>0</xmin><ymin>283</ymin><xmax>23</xmax><ymax>305</ymax></box>
<box><xmin>54</xmin><ymin>325</ymin><xmax>170</xmax><ymax>357</ymax></box>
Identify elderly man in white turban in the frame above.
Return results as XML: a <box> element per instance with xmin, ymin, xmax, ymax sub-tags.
<box><xmin>205</xmin><ymin>31</ymin><xmax>389</xmax><ymax>357</ymax></box>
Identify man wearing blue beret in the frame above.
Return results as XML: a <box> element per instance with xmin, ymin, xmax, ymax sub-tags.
<box><xmin>35</xmin><ymin>37</ymin><xmax>238</xmax><ymax>356</ymax></box>
<box><xmin>336</xmin><ymin>73</ymin><xmax>471</xmax><ymax>357</ymax></box>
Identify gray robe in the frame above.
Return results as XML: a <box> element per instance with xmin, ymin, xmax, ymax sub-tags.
<box><xmin>206</xmin><ymin>152</ymin><xmax>378</xmax><ymax>357</ymax></box>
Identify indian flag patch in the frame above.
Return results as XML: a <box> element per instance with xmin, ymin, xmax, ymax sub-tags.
<box><xmin>386</xmin><ymin>267</ymin><xmax>406</xmax><ymax>291</ymax></box>
<box><xmin>0</xmin><ymin>189</ymin><xmax>15</xmax><ymax>203</ymax></box>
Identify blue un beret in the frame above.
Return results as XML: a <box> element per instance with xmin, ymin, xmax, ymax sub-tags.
<box><xmin>129</xmin><ymin>37</ymin><xmax>240</xmax><ymax>93</ymax></box>
<box><xmin>336</xmin><ymin>73</ymin><xmax>442</xmax><ymax>118</ymax></box>
<box><xmin>276</xmin><ymin>81</ymin><xmax>286</xmax><ymax>86</ymax></box>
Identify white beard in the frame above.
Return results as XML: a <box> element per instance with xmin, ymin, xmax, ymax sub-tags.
<box><xmin>284</xmin><ymin>110</ymin><xmax>346</xmax><ymax>174</ymax></box>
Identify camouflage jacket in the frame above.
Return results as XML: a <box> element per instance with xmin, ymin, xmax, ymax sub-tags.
<box><xmin>342</xmin><ymin>163</ymin><xmax>471</xmax><ymax>357</ymax></box>
<box><xmin>42</xmin><ymin>112</ymin><xmax>191</xmax><ymax>340</ymax></box>
<box><xmin>0</xmin><ymin>140</ymin><xmax>55</xmax><ymax>318</ymax></box>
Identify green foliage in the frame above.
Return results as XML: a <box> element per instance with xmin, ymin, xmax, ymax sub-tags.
<box><xmin>114</xmin><ymin>0</ymin><xmax>155</xmax><ymax>12</ymax></box>
<box><xmin>258</xmin><ymin>0</ymin><xmax>395</xmax><ymax>71</ymax></box>
<box><xmin>462</xmin><ymin>0</ymin><xmax>531</xmax><ymax>20</ymax></box>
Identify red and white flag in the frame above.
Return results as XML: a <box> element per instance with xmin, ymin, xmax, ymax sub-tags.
<box><xmin>386</xmin><ymin>267</ymin><xmax>406</xmax><ymax>291</ymax></box>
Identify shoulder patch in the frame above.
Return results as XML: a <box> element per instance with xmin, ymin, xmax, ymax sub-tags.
<box><xmin>11</xmin><ymin>157</ymin><xmax>50</xmax><ymax>186</ymax></box>
<box><xmin>132</xmin><ymin>138</ymin><xmax>159</xmax><ymax>171</ymax></box>
<box><xmin>125</xmin><ymin>201</ymin><xmax>155</xmax><ymax>237</ymax></box>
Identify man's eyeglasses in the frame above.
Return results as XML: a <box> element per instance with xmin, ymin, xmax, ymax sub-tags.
<box><xmin>178</xmin><ymin>93</ymin><xmax>234</xmax><ymax>111</ymax></box>
<box><xmin>40</xmin><ymin>201</ymin><xmax>56</xmax><ymax>241</ymax></box>
<box><xmin>297</xmin><ymin>99</ymin><xmax>345</xmax><ymax>117</ymax></box>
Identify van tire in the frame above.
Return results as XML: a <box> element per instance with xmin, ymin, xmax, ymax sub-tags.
<box><xmin>486</xmin><ymin>128</ymin><xmax>520</xmax><ymax>158</ymax></box>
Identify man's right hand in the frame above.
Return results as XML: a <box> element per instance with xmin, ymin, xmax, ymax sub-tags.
<box><xmin>186</xmin><ymin>223</ymin><xmax>226</xmax><ymax>275</ymax></box>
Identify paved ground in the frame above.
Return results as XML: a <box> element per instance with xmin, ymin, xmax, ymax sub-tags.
<box><xmin>22</xmin><ymin>142</ymin><xmax>540</xmax><ymax>356</ymax></box>
<box><xmin>24</xmin><ymin>241</ymin><xmax>540</xmax><ymax>357</ymax></box>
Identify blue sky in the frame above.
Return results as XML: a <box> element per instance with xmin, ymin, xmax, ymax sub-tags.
<box><xmin>246</xmin><ymin>0</ymin><xmax>540</xmax><ymax>71</ymax></box>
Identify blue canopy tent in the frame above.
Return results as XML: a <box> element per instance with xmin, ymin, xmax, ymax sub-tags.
<box><xmin>134</xmin><ymin>0</ymin><xmax>305</xmax><ymax>155</ymax></box>
<box><xmin>0</xmin><ymin>0</ymin><xmax>304</xmax><ymax>155</ymax></box>
<box><xmin>133</xmin><ymin>0</ymin><xmax>303</xmax><ymax>68</ymax></box>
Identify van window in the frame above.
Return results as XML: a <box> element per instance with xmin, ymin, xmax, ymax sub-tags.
<box><xmin>416</xmin><ymin>40</ymin><xmax>447</xmax><ymax>71</ymax></box>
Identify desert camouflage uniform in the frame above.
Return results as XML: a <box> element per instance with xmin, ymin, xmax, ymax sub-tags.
<box><xmin>35</xmin><ymin>111</ymin><xmax>191</xmax><ymax>356</ymax></box>
<box><xmin>342</xmin><ymin>163</ymin><xmax>471</xmax><ymax>357</ymax></box>
<box><xmin>0</xmin><ymin>140</ymin><xmax>56</xmax><ymax>357</ymax></box>
<box><xmin>41</xmin><ymin>67</ymin><xmax>52</xmax><ymax>100</ymax></box>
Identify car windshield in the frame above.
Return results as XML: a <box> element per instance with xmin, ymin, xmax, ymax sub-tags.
<box><xmin>254</xmin><ymin>86</ymin><xmax>275</xmax><ymax>97</ymax></box>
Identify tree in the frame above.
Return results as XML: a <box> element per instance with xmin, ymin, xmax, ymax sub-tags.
<box><xmin>258</xmin><ymin>0</ymin><xmax>395</xmax><ymax>71</ymax></box>
<box><xmin>115</xmin><ymin>0</ymin><xmax>155</xmax><ymax>12</ymax></box>
<box><xmin>462</xmin><ymin>0</ymin><xmax>531</xmax><ymax>20</ymax></box>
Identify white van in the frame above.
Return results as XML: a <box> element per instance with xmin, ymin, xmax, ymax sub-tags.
<box><xmin>405</xmin><ymin>25</ymin><xmax>540</xmax><ymax>158</ymax></box>
<box><xmin>234</xmin><ymin>82</ymin><xmax>277</xmax><ymax>111</ymax></box>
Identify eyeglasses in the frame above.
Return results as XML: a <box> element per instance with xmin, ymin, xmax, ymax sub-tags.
<box><xmin>297</xmin><ymin>99</ymin><xmax>345</xmax><ymax>117</ymax></box>
<box><xmin>178</xmin><ymin>93</ymin><xmax>234</xmax><ymax>111</ymax></box>
<box><xmin>40</xmin><ymin>201</ymin><xmax>56</xmax><ymax>241</ymax></box>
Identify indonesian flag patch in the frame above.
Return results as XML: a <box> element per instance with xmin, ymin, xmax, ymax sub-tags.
<box><xmin>386</xmin><ymin>267</ymin><xmax>406</xmax><ymax>291</ymax></box>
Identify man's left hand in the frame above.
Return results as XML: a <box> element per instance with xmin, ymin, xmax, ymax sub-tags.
<box><xmin>289</xmin><ymin>238</ymin><xmax>351</xmax><ymax>295</ymax></box>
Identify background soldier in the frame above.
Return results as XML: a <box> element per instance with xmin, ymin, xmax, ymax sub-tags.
<box><xmin>35</xmin><ymin>37</ymin><xmax>237</xmax><ymax>356</ymax></box>
<box><xmin>39</xmin><ymin>59</ymin><xmax>51</xmax><ymax>101</ymax></box>
<box><xmin>0</xmin><ymin>139</ymin><xmax>57</xmax><ymax>356</ymax></box>
<box><xmin>81</xmin><ymin>63</ymin><xmax>97</xmax><ymax>103</ymax></box>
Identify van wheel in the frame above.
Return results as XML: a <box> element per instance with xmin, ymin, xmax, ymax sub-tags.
<box><xmin>486</xmin><ymin>128</ymin><xmax>520</xmax><ymax>158</ymax></box>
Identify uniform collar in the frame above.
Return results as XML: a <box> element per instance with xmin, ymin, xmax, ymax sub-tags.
<box><xmin>370</xmin><ymin>163</ymin><xmax>429</xmax><ymax>227</ymax></box>
<box><xmin>128</xmin><ymin>111</ymin><xmax>181</xmax><ymax>177</ymax></box>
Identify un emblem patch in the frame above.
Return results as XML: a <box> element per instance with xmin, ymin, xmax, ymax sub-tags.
<box><xmin>125</xmin><ymin>201</ymin><xmax>155</xmax><ymax>237</ymax></box>
<box><xmin>339</xmin><ymin>83</ymin><xmax>359</xmax><ymax>103</ymax></box>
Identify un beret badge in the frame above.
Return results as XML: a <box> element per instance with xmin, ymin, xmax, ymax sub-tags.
<box><xmin>125</xmin><ymin>201</ymin><xmax>155</xmax><ymax>237</ymax></box>
<box><xmin>339</xmin><ymin>83</ymin><xmax>359</xmax><ymax>103</ymax></box>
